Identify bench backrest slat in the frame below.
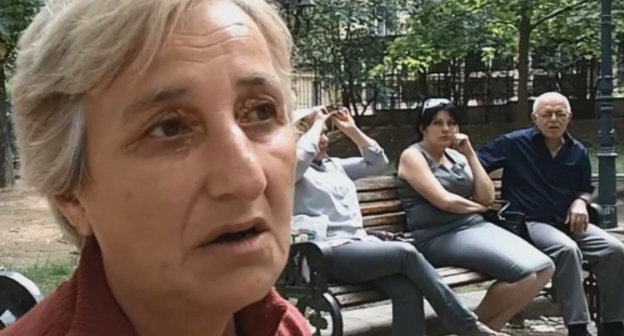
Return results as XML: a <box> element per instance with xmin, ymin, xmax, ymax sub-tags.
<box><xmin>354</xmin><ymin>176</ymin><xmax>396</xmax><ymax>190</ymax></box>
<box><xmin>357</xmin><ymin>189</ymin><xmax>399</xmax><ymax>203</ymax></box>
<box><xmin>362</xmin><ymin>212</ymin><xmax>405</xmax><ymax>228</ymax></box>
<box><xmin>356</xmin><ymin>172</ymin><xmax>503</xmax><ymax>233</ymax></box>
<box><xmin>360</xmin><ymin>200</ymin><xmax>403</xmax><ymax>215</ymax></box>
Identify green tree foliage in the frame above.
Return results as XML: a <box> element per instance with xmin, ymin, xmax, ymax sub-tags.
<box><xmin>1</xmin><ymin>0</ymin><xmax>42</xmax><ymax>68</ymax></box>
<box><xmin>292</xmin><ymin>0</ymin><xmax>410</xmax><ymax>116</ymax></box>
<box><xmin>382</xmin><ymin>0</ymin><xmax>623</xmax><ymax>122</ymax></box>
<box><xmin>0</xmin><ymin>0</ymin><xmax>42</xmax><ymax>187</ymax></box>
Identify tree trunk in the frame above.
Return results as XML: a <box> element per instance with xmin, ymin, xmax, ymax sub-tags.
<box><xmin>462</xmin><ymin>57</ymin><xmax>470</xmax><ymax>107</ymax></box>
<box><xmin>390</xmin><ymin>71</ymin><xmax>398</xmax><ymax>127</ymax></box>
<box><xmin>589</xmin><ymin>58</ymin><xmax>598</xmax><ymax>102</ymax></box>
<box><xmin>0</xmin><ymin>61</ymin><xmax>15</xmax><ymax>188</ymax></box>
<box><xmin>420</xmin><ymin>70</ymin><xmax>428</xmax><ymax>97</ymax></box>
<box><xmin>578</xmin><ymin>60</ymin><xmax>588</xmax><ymax>100</ymax></box>
<box><xmin>516</xmin><ymin>12</ymin><xmax>532</xmax><ymax>125</ymax></box>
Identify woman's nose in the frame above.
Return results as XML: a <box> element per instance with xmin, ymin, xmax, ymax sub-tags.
<box><xmin>202</xmin><ymin>126</ymin><xmax>267</xmax><ymax>201</ymax></box>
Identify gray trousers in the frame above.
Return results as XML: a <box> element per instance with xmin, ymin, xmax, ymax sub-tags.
<box><xmin>326</xmin><ymin>240</ymin><xmax>477</xmax><ymax>336</ymax></box>
<box><xmin>527</xmin><ymin>222</ymin><xmax>624</xmax><ymax>325</ymax></box>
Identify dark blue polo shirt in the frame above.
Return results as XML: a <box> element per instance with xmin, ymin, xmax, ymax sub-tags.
<box><xmin>478</xmin><ymin>127</ymin><xmax>594</xmax><ymax>223</ymax></box>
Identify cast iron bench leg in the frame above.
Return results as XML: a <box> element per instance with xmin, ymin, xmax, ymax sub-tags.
<box><xmin>583</xmin><ymin>269</ymin><xmax>601</xmax><ymax>334</ymax></box>
<box><xmin>296</xmin><ymin>293</ymin><xmax>343</xmax><ymax>336</ymax></box>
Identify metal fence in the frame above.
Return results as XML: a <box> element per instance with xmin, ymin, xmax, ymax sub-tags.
<box><xmin>292</xmin><ymin>52</ymin><xmax>623</xmax><ymax>124</ymax></box>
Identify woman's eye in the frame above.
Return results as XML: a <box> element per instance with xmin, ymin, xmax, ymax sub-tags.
<box><xmin>240</xmin><ymin>103</ymin><xmax>277</xmax><ymax>124</ymax></box>
<box><xmin>148</xmin><ymin>118</ymin><xmax>191</xmax><ymax>138</ymax></box>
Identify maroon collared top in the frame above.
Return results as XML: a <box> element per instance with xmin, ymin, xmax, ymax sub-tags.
<box><xmin>0</xmin><ymin>240</ymin><xmax>311</xmax><ymax>336</ymax></box>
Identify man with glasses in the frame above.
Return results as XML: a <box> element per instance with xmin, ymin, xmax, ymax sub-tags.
<box><xmin>478</xmin><ymin>92</ymin><xmax>624</xmax><ymax>336</ymax></box>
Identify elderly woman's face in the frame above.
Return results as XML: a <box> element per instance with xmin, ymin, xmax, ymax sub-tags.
<box><xmin>67</xmin><ymin>1</ymin><xmax>295</xmax><ymax>310</ymax></box>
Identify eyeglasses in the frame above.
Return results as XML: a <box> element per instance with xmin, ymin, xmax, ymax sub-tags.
<box><xmin>535</xmin><ymin>112</ymin><xmax>569</xmax><ymax>120</ymax></box>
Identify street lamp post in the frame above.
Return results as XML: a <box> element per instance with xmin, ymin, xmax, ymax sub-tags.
<box><xmin>278</xmin><ymin>0</ymin><xmax>315</xmax><ymax>38</ymax></box>
<box><xmin>597</xmin><ymin>0</ymin><xmax>618</xmax><ymax>228</ymax></box>
<box><xmin>313</xmin><ymin>58</ymin><xmax>321</xmax><ymax>106</ymax></box>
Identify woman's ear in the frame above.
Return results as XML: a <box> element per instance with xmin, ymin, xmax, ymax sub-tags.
<box><xmin>53</xmin><ymin>193</ymin><xmax>94</xmax><ymax>237</ymax></box>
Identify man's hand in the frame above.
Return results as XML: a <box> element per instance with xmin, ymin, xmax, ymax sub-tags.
<box><xmin>566</xmin><ymin>199</ymin><xmax>589</xmax><ymax>234</ymax></box>
<box><xmin>331</xmin><ymin>107</ymin><xmax>358</xmax><ymax>134</ymax></box>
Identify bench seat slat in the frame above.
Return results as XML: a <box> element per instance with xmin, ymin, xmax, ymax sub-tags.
<box><xmin>329</xmin><ymin>270</ymin><xmax>491</xmax><ymax>308</ymax></box>
<box><xmin>436</xmin><ymin>266</ymin><xmax>480</xmax><ymax>277</ymax></box>
<box><xmin>445</xmin><ymin>272</ymin><xmax>491</xmax><ymax>287</ymax></box>
<box><xmin>336</xmin><ymin>290</ymin><xmax>387</xmax><ymax>307</ymax></box>
<box><xmin>330</xmin><ymin>284</ymin><xmax>372</xmax><ymax>296</ymax></box>
<box><xmin>328</xmin><ymin>267</ymin><xmax>481</xmax><ymax>296</ymax></box>
<box><xmin>364</xmin><ymin>224</ymin><xmax>404</xmax><ymax>233</ymax></box>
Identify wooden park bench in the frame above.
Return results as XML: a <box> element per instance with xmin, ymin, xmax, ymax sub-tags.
<box><xmin>277</xmin><ymin>174</ymin><xmax>602</xmax><ymax>336</ymax></box>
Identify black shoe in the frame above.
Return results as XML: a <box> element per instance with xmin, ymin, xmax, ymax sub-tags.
<box><xmin>569</xmin><ymin>324</ymin><xmax>590</xmax><ymax>336</ymax></box>
<box><xmin>569</xmin><ymin>331</ymin><xmax>592</xmax><ymax>336</ymax></box>
<box><xmin>600</xmin><ymin>322</ymin><xmax>624</xmax><ymax>336</ymax></box>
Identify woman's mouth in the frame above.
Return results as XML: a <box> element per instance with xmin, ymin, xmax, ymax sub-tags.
<box><xmin>212</xmin><ymin>226</ymin><xmax>260</xmax><ymax>243</ymax></box>
<box><xmin>198</xmin><ymin>220</ymin><xmax>271</xmax><ymax>255</ymax></box>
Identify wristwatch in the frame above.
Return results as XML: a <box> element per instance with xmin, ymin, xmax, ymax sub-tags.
<box><xmin>575</xmin><ymin>195</ymin><xmax>591</xmax><ymax>206</ymax></box>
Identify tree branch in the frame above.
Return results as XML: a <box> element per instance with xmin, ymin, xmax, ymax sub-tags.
<box><xmin>530</xmin><ymin>0</ymin><xmax>593</xmax><ymax>30</ymax></box>
<box><xmin>490</xmin><ymin>19</ymin><xmax>518</xmax><ymax>31</ymax></box>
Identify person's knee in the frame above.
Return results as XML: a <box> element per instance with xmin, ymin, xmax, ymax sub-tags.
<box><xmin>514</xmin><ymin>271</ymin><xmax>538</xmax><ymax>286</ymax></box>
<box><xmin>508</xmin><ymin>255</ymin><xmax>554</xmax><ymax>285</ymax></box>
<box><xmin>542</xmin><ymin>258</ymin><xmax>556</xmax><ymax>275</ymax></box>
<box><xmin>533</xmin><ymin>253</ymin><xmax>555</xmax><ymax>274</ymax></box>
<box><xmin>537</xmin><ymin>263</ymin><xmax>555</xmax><ymax>282</ymax></box>
<box><xmin>515</xmin><ymin>261</ymin><xmax>555</xmax><ymax>286</ymax></box>
<box><xmin>604</xmin><ymin>240</ymin><xmax>624</xmax><ymax>263</ymax></box>
<box><xmin>394</xmin><ymin>242</ymin><xmax>422</xmax><ymax>260</ymax></box>
<box><xmin>513</xmin><ymin>269</ymin><xmax>552</xmax><ymax>293</ymax></box>
<box><xmin>553</xmin><ymin>241</ymin><xmax>583</xmax><ymax>264</ymax></box>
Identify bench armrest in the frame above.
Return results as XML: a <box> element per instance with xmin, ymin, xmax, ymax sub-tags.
<box><xmin>277</xmin><ymin>241</ymin><xmax>332</xmax><ymax>295</ymax></box>
<box><xmin>588</xmin><ymin>203</ymin><xmax>603</xmax><ymax>226</ymax></box>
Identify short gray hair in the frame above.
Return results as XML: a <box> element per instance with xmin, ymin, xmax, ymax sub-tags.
<box><xmin>12</xmin><ymin>0</ymin><xmax>293</xmax><ymax>248</ymax></box>
<box><xmin>532</xmin><ymin>92</ymin><xmax>572</xmax><ymax>114</ymax></box>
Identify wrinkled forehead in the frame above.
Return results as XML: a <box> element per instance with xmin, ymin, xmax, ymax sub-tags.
<box><xmin>171</xmin><ymin>0</ymin><xmax>261</xmax><ymax>45</ymax></box>
<box><xmin>90</xmin><ymin>0</ymin><xmax>281</xmax><ymax>112</ymax></box>
<box><xmin>124</xmin><ymin>1</ymin><xmax>271</xmax><ymax>83</ymax></box>
<box><xmin>535</xmin><ymin>98</ymin><xmax>569</xmax><ymax>113</ymax></box>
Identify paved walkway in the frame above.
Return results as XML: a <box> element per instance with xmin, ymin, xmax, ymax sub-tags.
<box><xmin>503</xmin><ymin>317</ymin><xmax>598</xmax><ymax>336</ymax></box>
